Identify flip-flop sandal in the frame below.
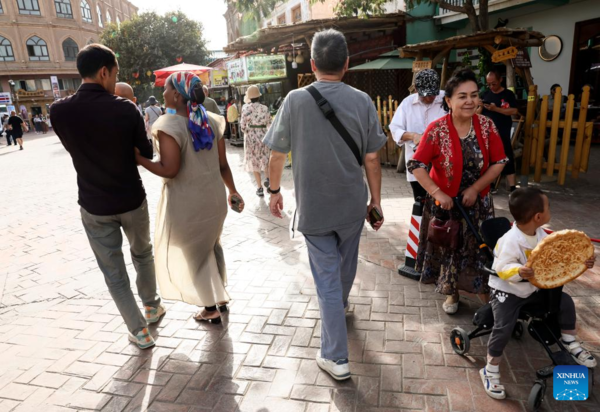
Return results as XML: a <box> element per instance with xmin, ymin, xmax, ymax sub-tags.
<box><xmin>480</xmin><ymin>368</ymin><xmax>506</xmax><ymax>399</ymax></box>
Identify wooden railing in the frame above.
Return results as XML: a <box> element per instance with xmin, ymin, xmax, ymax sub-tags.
<box><xmin>376</xmin><ymin>95</ymin><xmax>400</xmax><ymax>166</ymax></box>
<box><xmin>522</xmin><ymin>85</ymin><xmax>593</xmax><ymax>185</ymax></box>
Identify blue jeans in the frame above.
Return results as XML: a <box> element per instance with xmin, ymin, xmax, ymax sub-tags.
<box><xmin>304</xmin><ymin>220</ymin><xmax>364</xmax><ymax>361</ymax></box>
<box><xmin>81</xmin><ymin>199</ymin><xmax>161</xmax><ymax>334</ymax></box>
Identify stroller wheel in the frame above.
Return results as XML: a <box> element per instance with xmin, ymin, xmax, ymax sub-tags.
<box><xmin>528</xmin><ymin>381</ymin><xmax>545</xmax><ymax>411</ymax></box>
<box><xmin>450</xmin><ymin>327</ymin><xmax>470</xmax><ymax>356</ymax></box>
<box><xmin>513</xmin><ymin>321</ymin><xmax>524</xmax><ymax>339</ymax></box>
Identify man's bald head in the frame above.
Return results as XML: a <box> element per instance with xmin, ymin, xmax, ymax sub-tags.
<box><xmin>115</xmin><ymin>82</ymin><xmax>136</xmax><ymax>103</ymax></box>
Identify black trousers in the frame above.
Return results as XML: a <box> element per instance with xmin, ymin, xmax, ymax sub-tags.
<box><xmin>410</xmin><ymin>181</ymin><xmax>427</xmax><ymax>202</ymax></box>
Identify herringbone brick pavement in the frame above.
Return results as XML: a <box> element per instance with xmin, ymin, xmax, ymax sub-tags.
<box><xmin>1</xmin><ymin>133</ymin><xmax>599</xmax><ymax>412</ymax></box>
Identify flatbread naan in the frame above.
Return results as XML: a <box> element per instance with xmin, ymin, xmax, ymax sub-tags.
<box><xmin>526</xmin><ymin>229</ymin><xmax>594</xmax><ymax>289</ymax></box>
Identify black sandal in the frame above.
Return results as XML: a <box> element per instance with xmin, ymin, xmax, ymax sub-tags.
<box><xmin>193</xmin><ymin>307</ymin><xmax>221</xmax><ymax>324</ymax></box>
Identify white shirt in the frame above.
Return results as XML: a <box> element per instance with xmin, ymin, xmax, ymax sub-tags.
<box><xmin>389</xmin><ymin>91</ymin><xmax>447</xmax><ymax>182</ymax></box>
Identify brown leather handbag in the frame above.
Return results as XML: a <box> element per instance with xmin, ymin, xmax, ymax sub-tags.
<box><xmin>427</xmin><ymin>217</ymin><xmax>460</xmax><ymax>250</ymax></box>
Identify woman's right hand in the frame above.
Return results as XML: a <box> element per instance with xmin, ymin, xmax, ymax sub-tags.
<box><xmin>433</xmin><ymin>191</ymin><xmax>453</xmax><ymax>210</ymax></box>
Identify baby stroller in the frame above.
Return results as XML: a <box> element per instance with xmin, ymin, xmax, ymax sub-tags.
<box><xmin>447</xmin><ymin>198</ymin><xmax>589</xmax><ymax>411</ymax></box>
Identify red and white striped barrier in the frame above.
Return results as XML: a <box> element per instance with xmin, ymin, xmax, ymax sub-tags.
<box><xmin>398</xmin><ymin>201</ymin><xmax>423</xmax><ymax>280</ymax></box>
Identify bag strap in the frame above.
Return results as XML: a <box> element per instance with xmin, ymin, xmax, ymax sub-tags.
<box><xmin>306</xmin><ymin>85</ymin><xmax>362</xmax><ymax>166</ymax></box>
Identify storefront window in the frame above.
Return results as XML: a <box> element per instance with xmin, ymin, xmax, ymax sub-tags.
<box><xmin>17</xmin><ymin>0</ymin><xmax>41</xmax><ymax>16</ymax></box>
<box><xmin>25</xmin><ymin>80</ymin><xmax>36</xmax><ymax>91</ymax></box>
<box><xmin>55</xmin><ymin>0</ymin><xmax>73</xmax><ymax>19</ymax></box>
<box><xmin>41</xmin><ymin>79</ymin><xmax>52</xmax><ymax>91</ymax></box>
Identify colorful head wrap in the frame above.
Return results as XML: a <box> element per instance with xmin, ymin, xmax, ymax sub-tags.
<box><xmin>171</xmin><ymin>72</ymin><xmax>215</xmax><ymax>151</ymax></box>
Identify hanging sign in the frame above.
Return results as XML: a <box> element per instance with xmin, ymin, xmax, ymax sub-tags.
<box><xmin>512</xmin><ymin>49</ymin><xmax>532</xmax><ymax>68</ymax></box>
<box><xmin>211</xmin><ymin>70</ymin><xmax>229</xmax><ymax>87</ymax></box>
<box><xmin>0</xmin><ymin>92</ymin><xmax>12</xmax><ymax>105</ymax></box>
<box><xmin>492</xmin><ymin>47</ymin><xmax>519</xmax><ymax>63</ymax></box>
<box><xmin>246</xmin><ymin>55</ymin><xmax>287</xmax><ymax>82</ymax></box>
<box><xmin>412</xmin><ymin>60</ymin><xmax>432</xmax><ymax>73</ymax></box>
<box><xmin>226</xmin><ymin>59</ymin><xmax>247</xmax><ymax>85</ymax></box>
<box><xmin>50</xmin><ymin>76</ymin><xmax>61</xmax><ymax>100</ymax></box>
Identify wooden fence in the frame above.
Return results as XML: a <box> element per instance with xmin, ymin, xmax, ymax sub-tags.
<box><xmin>522</xmin><ymin>85</ymin><xmax>593</xmax><ymax>185</ymax></box>
<box><xmin>375</xmin><ymin>95</ymin><xmax>400</xmax><ymax>166</ymax></box>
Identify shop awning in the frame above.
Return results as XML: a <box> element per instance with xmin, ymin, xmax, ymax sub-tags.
<box><xmin>224</xmin><ymin>13</ymin><xmax>406</xmax><ymax>54</ymax></box>
<box><xmin>349</xmin><ymin>57</ymin><xmax>413</xmax><ymax>71</ymax></box>
<box><xmin>399</xmin><ymin>28</ymin><xmax>545</xmax><ymax>58</ymax></box>
<box><xmin>153</xmin><ymin>63</ymin><xmax>213</xmax><ymax>87</ymax></box>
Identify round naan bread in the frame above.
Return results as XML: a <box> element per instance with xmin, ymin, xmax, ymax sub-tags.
<box><xmin>526</xmin><ymin>230</ymin><xmax>594</xmax><ymax>289</ymax></box>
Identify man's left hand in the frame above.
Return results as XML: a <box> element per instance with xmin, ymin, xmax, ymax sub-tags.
<box><xmin>269</xmin><ymin>193</ymin><xmax>284</xmax><ymax>219</ymax></box>
<box><xmin>483</xmin><ymin>103</ymin><xmax>497</xmax><ymax>112</ymax></box>
<box><xmin>366</xmin><ymin>203</ymin><xmax>384</xmax><ymax>231</ymax></box>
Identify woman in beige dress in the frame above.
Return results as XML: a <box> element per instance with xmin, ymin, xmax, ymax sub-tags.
<box><xmin>136</xmin><ymin>72</ymin><xmax>244</xmax><ymax>324</ymax></box>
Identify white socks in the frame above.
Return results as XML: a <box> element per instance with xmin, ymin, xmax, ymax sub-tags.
<box><xmin>485</xmin><ymin>362</ymin><xmax>501</xmax><ymax>385</ymax></box>
<box><xmin>561</xmin><ymin>334</ymin><xmax>583</xmax><ymax>355</ymax></box>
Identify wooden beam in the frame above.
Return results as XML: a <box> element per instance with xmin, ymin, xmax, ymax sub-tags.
<box><xmin>494</xmin><ymin>36</ymin><xmax>543</xmax><ymax>48</ymax></box>
<box><xmin>431</xmin><ymin>46</ymin><xmax>453</xmax><ymax>68</ymax></box>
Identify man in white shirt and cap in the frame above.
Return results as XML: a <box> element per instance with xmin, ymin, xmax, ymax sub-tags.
<box><xmin>390</xmin><ymin>69</ymin><xmax>447</xmax><ymax>201</ymax></box>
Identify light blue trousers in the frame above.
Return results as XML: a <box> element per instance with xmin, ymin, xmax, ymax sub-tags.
<box><xmin>304</xmin><ymin>220</ymin><xmax>364</xmax><ymax>361</ymax></box>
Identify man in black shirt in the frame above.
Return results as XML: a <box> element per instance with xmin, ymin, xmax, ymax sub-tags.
<box><xmin>8</xmin><ymin>111</ymin><xmax>28</xmax><ymax>150</ymax></box>
<box><xmin>51</xmin><ymin>44</ymin><xmax>164</xmax><ymax>349</ymax></box>
<box><xmin>480</xmin><ymin>70</ymin><xmax>518</xmax><ymax>192</ymax></box>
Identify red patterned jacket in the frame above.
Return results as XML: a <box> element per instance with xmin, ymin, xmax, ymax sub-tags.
<box><xmin>412</xmin><ymin>113</ymin><xmax>506</xmax><ymax>198</ymax></box>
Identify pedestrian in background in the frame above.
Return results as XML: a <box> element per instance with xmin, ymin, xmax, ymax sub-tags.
<box><xmin>51</xmin><ymin>44</ymin><xmax>165</xmax><ymax>349</ymax></box>
<box><xmin>409</xmin><ymin>68</ymin><xmax>507</xmax><ymax>314</ymax></box>
<box><xmin>145</xmin><ymin>96</ymin><xmax>162</xmax><ymax>139</ymax></box>
<box><xmin>390</xmin><ymin>69</ymin><xmax>447</xmax><ymax>202</ymax></box>
<box><xmin>202</xmin><ymin>85</ymin><xmax>221</xmax><ymax>115</ymax></box>
<box><xmin>136</xmin><ymin>72</ymin><xmax>243</xmax><ymax>325</ymax></box>
<box><xmin>240</xmin><ymin>85</ymin><xmax>271</xmax><ymax>196</ymax></box>
<box><xmin>41</xmin><ymin>115</ymin><xmax>49</xmax><ymax>134</ymax></box>
<box><xmin>264</xmin><ymin>29</ymin><xmax>387</xmax><ymax>381</ymax></box>
<box><xmin>479</xmin><ymin>70</ymin><xmax>518</xmax><ymax>193</ymax></box>
<box><xmin>226</xmin><ymin>96</ymin><xmax>238</xmax><ymax>139</ymax></box>
<box><xmin>8</xmin><ymin>110</ymin><xmax>27</xmax><ymax>150</ymax></box>
<box><xmin>33</xmin><ymin>115</ymin><xmax>42</xmax><ymax>134</ymax></box>
<box><xmin>2</xmin><ymin>114</ymin><xmax>13</xmax><ymax>145</ymax></box>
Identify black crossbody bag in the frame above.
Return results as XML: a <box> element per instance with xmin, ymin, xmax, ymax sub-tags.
<box><xmin>306</xmin><ymin>85</ymin><xmax>362</xmax><ymax>167</ymax></box>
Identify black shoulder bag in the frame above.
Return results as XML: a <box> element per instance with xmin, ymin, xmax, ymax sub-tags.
<box><xmin>306</xmin><ymin>85</ymin><xmax>362</xmax><ymax>166</ymax></box>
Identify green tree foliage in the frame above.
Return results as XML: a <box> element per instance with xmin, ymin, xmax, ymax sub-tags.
<box><xmin>100</xmin><ymin>11</ymin><xmax>209</xmax><ymax>104</ymax></box>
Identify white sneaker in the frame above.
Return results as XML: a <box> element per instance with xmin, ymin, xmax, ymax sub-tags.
<box><xmin>128</xmin><ymin>327</ymin><xmax>155</xmax><ymax>350</ymax></box>
<box><xmin>316</xmin><ymin>351</ymin><xmax>350</xmax><ymax>381</ymax></box>
<box><xmin>145</xmin><ymin>303</ymin><xmax>166</xmax><ymax>324</ymax></box>
<box><xmin>563</xmin><ymin>340</ymin><xmax>597</xmax><ymax>368</ymax></box>
<box><xmin>480</xmin><ymin>367</ymin><xmax>506</xmax><ymax>399</ymax></box>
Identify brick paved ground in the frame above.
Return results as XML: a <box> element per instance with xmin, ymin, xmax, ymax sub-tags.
<box><xmin>1</xmin><ymin>132</ymin><xmax>600</xmax><ymax>412</ymax></box>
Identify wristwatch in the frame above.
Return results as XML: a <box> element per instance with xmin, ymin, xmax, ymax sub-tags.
<box><xmin>267</xmin><ymin>187</ymin><xmax>281</xmax><ymax>195</ymax></box>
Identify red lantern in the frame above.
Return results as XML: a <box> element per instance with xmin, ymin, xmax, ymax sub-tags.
<box><xmin>176</xmin><ymin>56</ymin><xmax>183</xmax><ymax>63</ymax></box>
<box><xmin>132</xmin><ymin>71</ymin><xmax>139</xmax><ymax>79</ymax></box>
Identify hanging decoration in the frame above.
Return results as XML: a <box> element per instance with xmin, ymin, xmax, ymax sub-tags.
<box><xmin>176</xmin><ymin>56</ymin><xmax>183</xmax><ymax>63</ymax></box>
<box><xmin>146</xmin><ymin>70</ymin><xmax>152</xmax><ymax>77</ymax></box>
<box><xmin>132</xmin><ymin>71</ymin><xmax>139</xmax><ymax>79</ymax></box>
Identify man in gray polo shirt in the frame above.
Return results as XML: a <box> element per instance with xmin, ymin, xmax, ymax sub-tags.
<box><xmin>264</xmin><ymin>29</ymin><xmax>387</xmax><ymax>381</ymax></box>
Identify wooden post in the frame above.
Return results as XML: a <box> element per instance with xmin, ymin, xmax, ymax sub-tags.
<box><xmin>546</xmin><ymin>86</ymin><xmax>563</xmax><ymax>177</ymax></box>
<box><xmin>504</xmin><ymin>61</ymin><xmax>516</xmax><ymax>91</ymax></box>
<box><xmin>572</xmin><ymin>86</ymin><xmax>590</xmax><ymax>178</ymax></box>
<box><xmin>377</xmin><ymin>96</ymin><xmax>381</xmax><ymax>126</ymax></box>
<box><xmin>388</xmin><ymin>96</ymin><xmax>393</xmax><ymax>126</ymax></box>
<box><xmin>534</xmin><ymin>96</ymin><xmax>549</xmax><ymax>182</ymax></box>
<box><xmin>522</xmin><ymin>67</ymin><xmax>534</xmax><ymax>88</ymax></box>
<box><xmin>520</xmin><ymin>85</ymin><xmax>538</xmax><ymax>186</ymax></box>
<box><xmin>558</xmin><ymin>94</ymin><xmax>576</xmax><ymax>185</ymax></box>
<box><xmin>441</xmin><ymin>56</ymin><xmax>449</xmax><ymax>87</ymax></box>
<box><xmin>581</xmin><ymin>122</ymin><xmax>593</xmax><ymax>173</ymax></box>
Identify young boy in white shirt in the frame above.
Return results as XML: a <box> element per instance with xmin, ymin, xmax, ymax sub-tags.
<box><xmin>481</xmin><ymin>187</ymin><xmax>596</xmax><ymax>399</ymax></box>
